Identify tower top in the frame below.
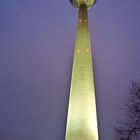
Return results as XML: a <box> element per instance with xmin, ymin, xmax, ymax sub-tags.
<box><xmin>70</xmin><ymin>0</ymin><xmax>96</xmax><ymax>8</ymax></box>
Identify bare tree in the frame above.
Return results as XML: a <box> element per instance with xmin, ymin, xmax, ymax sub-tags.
<box><xmin>114</xmin><ymin>81</ymin><xmax>140</xmax><ymax>140</ymax></box>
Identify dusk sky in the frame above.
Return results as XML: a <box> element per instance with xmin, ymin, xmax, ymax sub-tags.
<box><xmin>1</xmin><ymin>0</ymin><xmax>140</xmax><ymax>140</ymax></box>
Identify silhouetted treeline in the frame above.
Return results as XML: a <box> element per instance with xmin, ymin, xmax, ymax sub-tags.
<box><xmin>114</xmin><ymin>81</ymin><xmax>140</xmax><ymax>140</ymax></box>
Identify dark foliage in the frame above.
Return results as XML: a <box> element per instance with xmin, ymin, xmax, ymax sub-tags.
<box><xmin>114</xmin><ymin>82</ymin><xmax>140</xmax><ymax>140</ymax></box>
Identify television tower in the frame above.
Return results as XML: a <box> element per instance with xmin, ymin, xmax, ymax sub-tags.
<box><xmin>65</xmin><ymin>0</ymin><xmax>99</xmax><ymax>140</ymax></box>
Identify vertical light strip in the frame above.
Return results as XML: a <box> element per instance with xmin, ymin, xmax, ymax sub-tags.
<box><xmin>65</xmin><ymin>4</ymin><xmax>99</xmax><ymax>140</ymax></box>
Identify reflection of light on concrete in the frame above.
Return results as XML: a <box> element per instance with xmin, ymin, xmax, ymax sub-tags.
<box><xmin>84</xmin><ymin>19</ymin><xmax>87</xmax><ymax>22</ymax></box>
<box><xmin>77</xmin><ymin>49</ymin><xmax>80</xmax><ymax>52</ymax></box>
<box><xmin>79</xmin><ymin>19</ymin><xmax>82</xmax><ymax>22</ymax></box>
<box><xmin>65</xmin><ymin>1</ymin><xmax>98</xmax><ymax>140</ymax></box>
<box><xmin>84</xmin><ymin>0</ymin><xmax>88</xmax><ymax>3</ymax></box>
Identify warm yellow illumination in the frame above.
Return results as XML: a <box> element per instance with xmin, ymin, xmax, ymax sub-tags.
<box><xmin>77</xmin><ymin>49</ymin><xmax>80</xmax><ymax>52</ymax></box>
<box><xmin>70</xmin><ymin>0</ymin><xmax>96</xmax><ymax>9</ymax></box>
<box><xmin>65</xmin><ymin>3</ymin><xmax>98</xmax><ymax>140</ymax></box>
<box><xmin>79</xmin><ymin>19</ymin><xmax>82</xmax><ymax>22</ymax></box>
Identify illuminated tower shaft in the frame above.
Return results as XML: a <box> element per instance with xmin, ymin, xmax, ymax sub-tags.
<box><xmin>65</xmin><ymin>4</ymin><xmax>98</xmax><ymax>140</ymax></box>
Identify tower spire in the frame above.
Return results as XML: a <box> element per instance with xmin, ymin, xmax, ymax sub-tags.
<box><xmin>65</xmin><ymin>1</ymin><xmax>99</xmax><ymax>140</ymax></box>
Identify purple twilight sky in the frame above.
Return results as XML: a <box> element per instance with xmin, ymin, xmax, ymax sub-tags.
<box><xmin>1</xmin><ymin>0</ymin><xmax>140</xmax><ymax>140</ymax></box>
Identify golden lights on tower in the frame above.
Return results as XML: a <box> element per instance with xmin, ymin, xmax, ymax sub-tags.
<box><xmin>65</xmin><ymin>0</ymin><xmax>99</xmax><ymax>140</ymax></box>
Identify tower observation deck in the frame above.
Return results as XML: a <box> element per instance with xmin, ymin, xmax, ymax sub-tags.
<box><xmin>65</xmin><ymin>0</ymin><xmax>99</xmax><ymax>140</ymax></box>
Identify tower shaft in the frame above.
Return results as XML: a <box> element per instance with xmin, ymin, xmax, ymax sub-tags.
<box><xmin>65</xmin><ymin>4</ymin><xmax>98</xmax><ymax>140</ymax></box>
